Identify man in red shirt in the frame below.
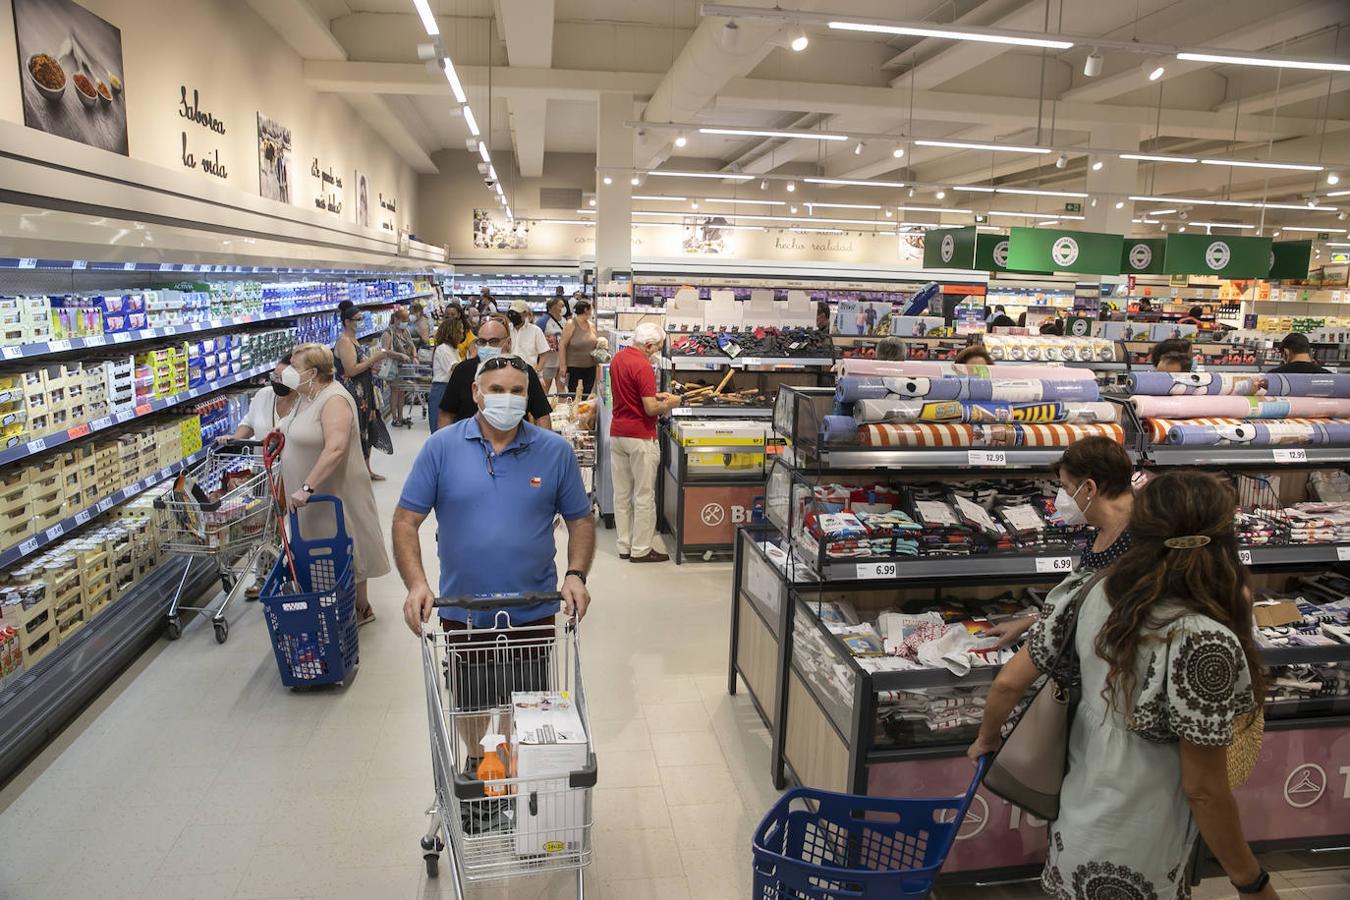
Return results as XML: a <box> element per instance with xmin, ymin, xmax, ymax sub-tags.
<box><xmin>610</xmin><ymin>322</ymin><xmax>682</xmax><ymax>562</ymax></box>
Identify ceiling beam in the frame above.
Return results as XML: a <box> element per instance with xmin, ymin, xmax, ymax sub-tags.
<box><xmin>494</xmin><ymin>0</ymin><xmax>555</xmax><ymax>178</ymax></box>
<box><xmin>303</xmin><ymin>60</ymin><xmax>662</xmax><ymax>102</ymax></box>
<box><xmin>1215</xmin><ymin>73</ymin><xmax>1350</xmax><ymax>114</ymax></box>
<box><xmin>885</xmin><ymin>0</ymin><xmax>1063</xmax><ymax>90</ymax></box>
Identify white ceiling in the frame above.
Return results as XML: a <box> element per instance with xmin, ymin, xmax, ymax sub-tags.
<box><xmin>264</xmin><ymin>0</ymin><xmax>1350</xmax><ymax>232</ymax></box>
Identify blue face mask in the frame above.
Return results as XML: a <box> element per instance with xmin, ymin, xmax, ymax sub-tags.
<box><xmin>481</xmin><ymin>392</ymin><xmax>527</xmax><ymax>430</ymax></box>
<box><xmin>478</xmin><ymin>345</ymin><xmax>502</xmax><ymax>362</ymax></box>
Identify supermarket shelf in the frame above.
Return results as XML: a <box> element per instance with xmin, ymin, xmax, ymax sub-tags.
<box><xmin>1259</xmin><ymin>645</ymin><xmax>1350</xmax><ymax>666</ymax></box>
<box><xmin>670</xmin><ymin>406</ymin><xmax>773</xmax><ymax>418</ymax></box>
<box><xmin>0</xmin><ymin>258</ymin><xmax>438</xmax><ymax>276</ymax></box>
<box><xmin>815</xmin><ymin>552</ymin><xmax>1080</xmax><ymax>584</ymax></box>
<box><xmin>665</xmin><ymin>356</ymin><xmax>835</xmax><ymax>371</ymax></box>
<box><xmin>0</xmin><ymin>363</ymin><xmax>273</xmax><ymax>468</ymax></box>
<box><xmin>1146</xmin><ymin>446</ymin><xmax>1350</xmax><ymax>466</ymax></box>
<box><xmin>0</xmin><ymin>446</ymin><xmax>211</xmax><ymax>569</ymax></box>
<box><xmin>0</xmin><ymin>554</ymin><xmax>218</xmax><ymax>785</ymax></box>
<box><xmin>1242</xmin><ymin>544</ymin><xmax>1350</xmax><ymax>567</ymax></box>
<box><xmin>805</xmin><ymin>447</ymin><xmax>1092</xmax><ymax>470</ymax></box>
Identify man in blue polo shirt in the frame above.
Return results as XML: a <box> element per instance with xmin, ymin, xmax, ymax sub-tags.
<box><xmin>393</xmin><ymin>355</ymin><xmax>594</xmax><ymax>634</ymax></box>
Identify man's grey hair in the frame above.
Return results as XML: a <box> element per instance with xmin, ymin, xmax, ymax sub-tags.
<box><xmin>632</xmin><ymin>322</ymin><xmax>665</xmax><ymax>350</ymax></box>
<box><xmin>475</xmin><ymin>354</ymin><xmax>529</xmax><ymax>386</ymax></box>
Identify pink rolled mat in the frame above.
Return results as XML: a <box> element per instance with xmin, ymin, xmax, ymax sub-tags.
<box><xmin>1131</xmin><ymin>395</ymin><xmax>1350</xmax><ymax>419</ymax></box>
<box><xmin>837</xmin><ymin>359</ymin><xmax>1096</xmax><ymax>381</ymax></box>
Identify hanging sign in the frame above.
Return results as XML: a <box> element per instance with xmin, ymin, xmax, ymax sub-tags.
<box><xmin>1163</xmin><ymin>233</ymin><xmax>1273</xmax><ymax>278</ymax></box>
<box><xmin>1006</xmin><ymin>227</ymin><xmax>1124</xmax><ymax>276</ymax></box>
<box><xmin>974</xmin><ymin>233</ymin><xmax>1013</xmax><ymax>273</ymax></box>
<box><xmin>1269</xmin><ymin>240</ymin><xmax>1313</xmax><ymax>281</ymax></box>
<box><xmin>1120</xmin><ymin>237</ymin><xmax>1166</xmax><ymax>275</ymax></box>
<box><xmin>923</xmin><ymin>226</ymin><xmax>977</xmax><ymax>269</ymax></box>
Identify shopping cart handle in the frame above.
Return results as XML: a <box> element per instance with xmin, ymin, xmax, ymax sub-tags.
<box><xmin>432</xmin><ymin>592</ymin><xmax>564</xmax><ymax>610</ymax></box>
<box><xmin>216</xmin><ymin>439</ymin><xmax>264</xmax><ymax>451</ymax></box>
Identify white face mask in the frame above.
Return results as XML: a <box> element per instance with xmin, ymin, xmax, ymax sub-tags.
<box><xmin>480</xmin><ymin>392</ymin><xmax>527</xmax><ymax>430</ymax></box>
<box><xmin>1055</xmin><ymin>481</ymin><xmax>1093</xmax><ymax>527</ymax></box>
<box><xmin>280</xmin><ymin>365</ymin><xmax>301</xmax><ymax>390</ymax></box>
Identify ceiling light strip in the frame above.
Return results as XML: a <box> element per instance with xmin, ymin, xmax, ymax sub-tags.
<box><xmin>632</xmin><ymin>194</ymin><xmax>688</xmax><ymax>202</ymax></box>
<box><xmin>647</xmin><ymin>170</ymin><xmax>754</xmax><ymax>181</ymax></box>
<box><xmin>1188</xmin><ymin>222</ymin><xmax>1255</xmax><ymax>229</ymax></box>
<box><xmin>988</xmin><ymin>211</ymin><xmax>1087</xmax><ymax>220</ymax></box>
<box><xmin>700</xmin><ymin>198</ymin><xmax>787</xmax><ymax>207</ymax></box>
<box><xmin>1199</xmin><ymin>158</ymin><xmax>1324</xmax><ymax>172</ymax></box>
<box><xmin>1176</xmin><ymin>52</ymin><xmax>1350</xmax><ymax>73</ymax></box>
<box><xmin>827</xmin><ymin>20</ymin><xmax>1073</xmax><ymax>50</ymax></box>
<box><xmin>914</xmin><ymin>139</ymin><xmax>1052</xmax><ymax>155</ymax></box>
<box><xmin>1279</xmin><ymin>226</ymin><xmax>1348</xmax><ymax>233</ymax></box>
<box><xmin>698</xmin><ymin>127</ymin><xmax>849</xmax><ymax>142</ymax></box>
<box><xmin>1120</xmin><ymin>153</ymin><xmax>1198</xmax><ymax>164</ymax></box>
<box><xmin>805</xmin><ymin>202</ymin><xmax>883</xmax><ymax>210</ymax></box>
<box><xmin>804</xmin><ymin>177</ymin><xmax>907</xmax><ymax>188</ymax></box>
<box><xmin>411</xmin><ymin>0</ymin><xmax>439</xmax><ymax>35</ymax></box>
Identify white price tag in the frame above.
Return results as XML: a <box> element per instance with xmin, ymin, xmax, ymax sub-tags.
<box><xmin>19</xmin><ymin>537</ymin><xmax>39</xmax><ymax>555</ymax></box>
<box><xmin>74</xmin><ymin>510</ymin><xmax>91</xmax><ymax>525</ymax></box>
<box><xmin>159</xmin><ymin>262</ymin><xmax>174</xmax><ymax>271</ymax></box>
<box><xmin>1</xmin><ymin>346</ymin><xmax>21</xmax><ymax>359</ymax></box>
<box><xmin>26</xmin><ymin>437</ymin><xmax>46</xmax><ymax>453</ymax></box>
<box><xmin>1035</xmin><ymin>556</ymin><xmax>1074</xmax><ymax>574</ymax></box>
<box><xmin>159</xmin><ymin>467</ymin><xmax>172</xmax><ymax>479</ymax></box>
<box><xmin>1273</xmin><ymin>448</ymin><xmax>1308</xmax><ymax>463</ymax></box>
<box><xmin>123</xmin><ymin>261</ymin><xmax>136</xmax><ymax>270</ymax></box>
<box><xmin>112</xmin><ymin>332</ymin><xmax>131</xmax><ymax>343</ymax></box>
<box><xmin>92</xmin><ymin>417</ymin><xmax>112</xmax><ymax>430</ymax></box>
<box><xmin>47</xmin><ymin>339</ymin><xmax>71</xmax><ymax>352</ymax></box>
<box><xmin>967</xmin><ymin>450</ymin><xmax>1007</xmax><ymax>466</ymax></box>
<box><xmin>1337</xmin><ymin>546</ymin><xmax>1350</xmax><ymax>562</ymax></box>
<box><xmin>71</xmin><ymin>260</ymin><xmax>87</xmax><ymax>270</ymax></box>
<box><xmin>1238</xmin><ymin>549</ymin><xmax>1253</xmax><ymax>565</ymax></box>
<box><xmin>854</xmin><ymin>561</ymin><xmax>899</xmax><ymax>579</ymax></box>
<box><xmin>96</xmin><ymin>498</ymin><xmax>114</xmax><ymax>513</ymax></box>
<box><xmin>115</xmin><ymin>410</ymin><xmax>134</xmax><ymax>423</ymax></box>
<box><xmin>18</xmin><ymin>258</ymin><xmax>36</xmax><ymax>269</ymax></box>
<box><xmin>45</xmin><ymin>524</ymin><xmax>64</xmax><ymax>540</ymax></box>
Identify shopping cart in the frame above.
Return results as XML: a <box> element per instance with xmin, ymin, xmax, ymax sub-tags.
<box><xmin>257</xmin><ymin>494</ymin><xmax>359</xmax><ymax>688</ymax></box>
<box><xmin>391</xmin><ymin>361</ymin><xmax>435</xmax><ymax>427</ymax></box>
<box><xmin>155</xmin><ymin>440</ymin><xmax>280</xmax><ymax>644</ymax></box>
<box><xmin>751</xmin><ymin>756</ymin><xmax>990</xmax><ymax>899</ymax></box>
<box><xmin>419</xmin><ymin>594</ymin><xmax>596</xmax><ymax>899</ymax></box>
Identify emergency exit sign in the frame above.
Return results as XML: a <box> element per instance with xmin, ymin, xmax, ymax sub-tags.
<box><xmin>1064</xmin><ymin>202</ymin><xmax>1082</xmax><ymax>213</ymax></box>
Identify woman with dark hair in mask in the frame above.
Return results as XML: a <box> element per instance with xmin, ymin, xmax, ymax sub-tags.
<box><xmin>334</xmin><ymin>301</ymin><xmax>403</xmax><ymax>480</ymax></box>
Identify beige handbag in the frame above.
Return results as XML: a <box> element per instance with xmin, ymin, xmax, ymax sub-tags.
<box><xmin>982</xmin><ymin>569</ymin><xmax>1110</xmax><ymax>821</ymax></box>
<box><xmin>1227</xmin><ymin>707</ymin><xmax>1264</xmax><ymax>788</ymax></box>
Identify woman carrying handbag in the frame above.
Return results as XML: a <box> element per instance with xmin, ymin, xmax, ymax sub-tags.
<box><xmin>969</xmin><ymin>467</ymin><xmax>1278</xmax><ymax>900</ymax></box>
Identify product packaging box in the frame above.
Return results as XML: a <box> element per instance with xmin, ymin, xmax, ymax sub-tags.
<box><xmin>673</xmin><ymin>420</ymin><xmax>768</xmax><ymax>447</ymax></box>
<box><xmin>510</xmin><ymin>691</ymin><xmax>589</xmax><ymax>857</ymax></box>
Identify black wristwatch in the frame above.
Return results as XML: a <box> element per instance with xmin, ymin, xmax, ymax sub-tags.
<box><xmin>1233</xmin><ymin>867</ymin><xmax>1269</xmax><ymax>894</ymax></box>
<box><xmin>564</xmin><ymin>569</ymin><xmax>587</xmax><ymax>585</ymax></box>
<box><xmin>301</xmin><ymin>483</ymin><xmax>315</xmax><ymax>494</ymax></box>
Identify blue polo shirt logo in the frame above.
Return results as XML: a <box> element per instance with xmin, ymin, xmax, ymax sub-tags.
<box><xmin>530</xmin><ymin>476</ymin><xmax>542</xmax><ymax>487</ymax></box>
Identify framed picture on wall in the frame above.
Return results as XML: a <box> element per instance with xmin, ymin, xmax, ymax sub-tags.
<box><xmin>354</xmin><ymin>169</ymin><xmax>369</xmax><ymax>226</ymax></box>
<box><xmin>257</xmin><ymin>112</ymin><xmax>292</xmax><ymax>203</ymax></box>
<box><xmin>12</xmin><ymin>0</ymin><xmax>128</xmax><ymax>155</ymax></box>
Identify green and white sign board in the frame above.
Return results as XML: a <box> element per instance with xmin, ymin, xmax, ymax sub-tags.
<box><xmin>1269</xmin><ymin>240</ymin><xmax>1312</xmax><ymax>281</ymax></box>
<box><xmin>1006</xmin><ymin>228</ymin><xmax>1125</xmax><ymax>276</ymax></box>
<box><xmin>975</xmin><ymin>233</ymin><xmax>1011</xmax><ymax>272</ymax></box>
<box><xmin>1163</xmin><ymin>233</ymin><xmax>1273</xmax><ymax>278</ymax></box>
<box><xmin>1120</xmin><ymin>237</ymin><xmax>1166</xmax><ymax>275</ymax></box>
<box><xmin>922</xmin><ymin>226</ymin><xmax>978</xmax><ymax>269</ymax></box>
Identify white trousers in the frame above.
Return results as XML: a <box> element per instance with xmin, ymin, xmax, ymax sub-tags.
<box><xmin>611</xmin><ymin>436</ymin><xmax>661</xmax><ymax>556</ymax></box>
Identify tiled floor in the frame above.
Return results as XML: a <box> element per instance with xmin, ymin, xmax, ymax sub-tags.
<box><xmin>1</xmin><ymin>423</ymin><xmax>1347</xmax><ymax>898</ymax></box>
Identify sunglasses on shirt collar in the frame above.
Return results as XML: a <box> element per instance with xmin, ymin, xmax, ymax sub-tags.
<box><xmin>480</xmin><ymin>356</ymin><xmax>529</xmax><ymax>373</ymax></box>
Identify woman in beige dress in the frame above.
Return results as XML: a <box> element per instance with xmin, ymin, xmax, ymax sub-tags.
<box><xmin>280</xmin><ymin>344</ymin><xmax>391</xmax><ymax>625</ymax></box>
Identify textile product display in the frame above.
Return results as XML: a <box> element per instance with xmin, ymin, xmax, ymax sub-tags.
<box><xmin>1131</xmin><ymin>395</ymin><xmax>1350</xmax><ymax>420</ymax></box>
<box><xmin>835</xmin><ymin>374</ymin><xmax>1100</xmax><ymax>404</ymax></box>
<box><xmin>837</xmin><ymin>359</ymin><xmax>1095</xmax><ymax>382</ymax></box>
<box><xmin>1160</xmin><ymin>418</ymin><xmax>1350</xmax><ymax>446</ymax></box>
<box><xmin>1128</xmin><ymin>371</ymin><xmax>1350</xmax><ymax>398</ymax></box>
<box><xmin>852</xmin><ymin>398</ymin><xmax>1120</xmax><ymax>426</ymax></box>
<box><xmin>859</xmin><ymin>421</ymin><xmax>1125</xmax><ymax>448</ymax></box>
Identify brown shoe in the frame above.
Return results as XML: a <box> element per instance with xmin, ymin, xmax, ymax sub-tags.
<box><xmin>630</xmin><ymin>550</ymin><xmax>669</xmax><ymax>563</ymax></box>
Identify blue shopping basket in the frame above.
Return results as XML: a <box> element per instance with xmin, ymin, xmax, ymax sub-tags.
<box><xmin>258</xmin><ymin>494</ymin><xmax>359</xmax><ymax>688</ymax></box>
<box><xmin>752</xmin><ymin>756</ymin><xmax>990</xmax><ymax>899</ymax></box>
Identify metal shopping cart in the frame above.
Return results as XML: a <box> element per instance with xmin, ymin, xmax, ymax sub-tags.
<box><xmin>391</xmin><ymin>360</ymin><xmax>435</xmax><ymax>427</ymax></box>
<box><xmin>752</xmin><ymin>756</ymin><xmax>990</xmax><ymax>899</ymax></box>
<box><xmin>418</xmin><ymin>594</ymin><xmax>596</xmax><ymax>898</ymax></box>
<box><xmin>155</xmin><ymin>440</ymin><xmax>280</xmax><ymax>643</ymax></box>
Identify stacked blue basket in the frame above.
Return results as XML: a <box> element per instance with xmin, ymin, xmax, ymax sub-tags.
<box><xmin>259</xmin><ymin>495</ymin><xmax>359</xmax><ymax>687</ymax></box>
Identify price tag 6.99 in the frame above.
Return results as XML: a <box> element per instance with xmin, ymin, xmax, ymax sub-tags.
<box><xmin>1035</xmin><ymin>556</ymin><xmax>1074</xmax><ymax>574</ymax></box>
<box><xmin>45</xmin><ymin>524</ymin><xmax>64</xmax><ymax>540</ymax></box>
<box><xmin>967</xmin><ymin>449</ymin><xmax>1007</xmax><ymax>466</ymax></box>
<box><xmin>18</xmin><ymin>537</ymin><xmax>39</xmax><ymax>555</ymax></box>
<box><xmin>855</xmin><ymin>561</ymin><xmax>898</xmax><ymax>580</ymax></box>
<box><xmin>96</xmin><ymin>498</ymin><xmax>114</xmax><ymax>513</ymax></box>
<box><xmin>74</xmin><ymin>510</ymin><xmax>91</xmax><ymax>525</ymax></box>
<box><xmin>1273</xmin><ymin>448</ymin><xmax>1308</xmax><ymax>463</ymax></box>
<box><xmin>1336</xmin><ymin>546</ymin><xmax>1350</xmax><ymax>562</ymax></box>
<box><xmin>1238</xmin><ymin>549</ymin><xmax>1253</xmax><ymax>565</ymax></box>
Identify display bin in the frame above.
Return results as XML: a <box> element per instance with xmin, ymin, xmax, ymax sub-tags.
<box><xmin>54</xmin><ymin>601</ymin><xmax>86</xmax><ymax>644</ymax></box>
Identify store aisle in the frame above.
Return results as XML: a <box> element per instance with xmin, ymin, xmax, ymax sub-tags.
<box><xmin>0</xmin><ymin>424</ymin><xmax>777</xmax><ymax>900</ymax></box>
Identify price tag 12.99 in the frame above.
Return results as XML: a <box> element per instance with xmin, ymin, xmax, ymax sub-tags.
<box><xmin>1238</xmin><ymin>549</ymin><xmax>1253</xmax><ymax>565</ymax></box>
<box><xmin>1273</xmin><ymin>448</ymin><xmax>1308</xmax><ymax>463</ymax></box>
<box><xmin>855</xmin><ymin>561</ymin><xmax>898</xmax><ymax>580</ymax></box>
<box><xmin>1035</xmin><ymin>556</ymin><xmax>1074</xmax><ymax>574</ymax></box>
<box><xmin>967</xmin><ymin>450</ymin><xmax>1007</xmax><ymax>466</ymax></box>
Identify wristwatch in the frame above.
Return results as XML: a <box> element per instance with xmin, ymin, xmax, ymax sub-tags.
<box><xmin>564</xmin><ymin>569</ymin><xmax>587</xmax><ymax>585</ymax></box>
<box><xmin>301</xmin><ymin>483</ymin><xmax>315</xmax><ymax>494</ymax></box>
<box><xmin>1233</xmin><ymin>868</ymin><xmax>1269</xmax><ymax>894</ymax></box>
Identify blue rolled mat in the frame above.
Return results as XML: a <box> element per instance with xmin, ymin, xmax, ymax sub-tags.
<box><xmin>822</xmin><ymin>415</ymin><xmax>861</xmax><ymax>440</ymax></box>
<box><xmin>836</xmin><ymin>374</ymin><xmax>1099</xmax><ymax>404</ymax></box>
<box><xmin>1263</xmin><ymin>374</ymin><xmax>1350</xmax><ymax>399</ymax></box>
<box><xmin>1129</xmin><ymin>371</ymin><xmax>1350</xmax><ymax>398</ymax></box>
<box><xmin>1164</xmin><ymin>421</ymin><xmax>1320</xmax><ymax>446</ymax></box>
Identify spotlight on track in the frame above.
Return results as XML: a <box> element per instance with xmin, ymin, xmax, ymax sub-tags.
<box><xmin>1055</xmin><ymin>154</ymin><xmax>1068</xmax><ymax>169</ymax></box>
<box><xmin>790</xmin><ymin>28</ymin><xmax>809</xmax><ymax>52</ymax></box>
<box><xmin>674</xmin><ymin>132</ymin><xmax>688</xmax><ymax>148</ymax></box>
<box><xmin>1091</xmin><ymin>158</ymin><xmax>1103</xmax><ymax>171</ymax></box>
<box><xmin>1083</xmin><ymin>49</ymin><xmax>1103</xmax><ymax>77</ymax></box>
<box><xmin>1142</xmin><ymin>58</ymin><xmax>1166</xmax><ymax>81</ymax></box>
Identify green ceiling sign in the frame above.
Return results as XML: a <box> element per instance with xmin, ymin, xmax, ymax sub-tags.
<box><xmin>1269</xmin><ymin>240</ymin><xmax>1312</xmax><ymax>281</ymax></box>
<box><xmin>1006</xmin><ymin>227</ymin><xmax>1124</xmax><ymax>276</ymax></box>
<box><xmin>1120</xmin><ymin>237</ymin><xmax>1166</xmax><ymax>275</ymax></box>
<box><xmin>975</xmin><ymin>233</ymin><xmax>1011</xmax><ymax>272</ymax></box>
<box><xmin>1163</xmin><ymin>233</ymin><xmax>1273</xmax><ymax>278</ymax></box>
<box><xmin>922</xmin><ymin>226</ymin><xmax>977</xmax><ymax>269</ymax></box>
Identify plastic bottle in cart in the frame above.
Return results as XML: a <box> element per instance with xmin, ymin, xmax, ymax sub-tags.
<box><xmin>478</xmin><ymin>734</ymin><xmax>509</xmax><ymax>796</ymax></box>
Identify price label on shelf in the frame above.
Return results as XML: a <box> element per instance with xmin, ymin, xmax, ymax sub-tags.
<box><xmin>47</xmin><ymin>339</ymin><xmax>71</xmax><ymax>352</ymax></box>
<box><xmin>115</xmin><ymin>410</ymin><xmax>135</xmax><ymax>423</ymax></box>
<box><xmin>123</xmin><ymin>261</ymin><xmax>136</xmax><ymax>271</ymax></box>
<box><xmin>967</xmin><ymin>450</ymin><xmax>1007</xmax><ymax>466</ymax></box>
<box><xmin>74</xmin><ymin>510</ymin><xmax>91</xmax><ymax>525</ymax></box>
<box><xmin>71</xmin><ymin>260</ymin><xmax>87</xmax><ymax>270</ymax></box>
<box><xmin>1273</xmin><ymin>448</ymin><xmax>1308</xmax><ymax>463</ymax></box>
<box><xmin>18</xmin><ymin>258</ymin><xmax>36</xmax><ymax>269</ymax></box>
<box><xmin>45</xmin><ymin>524</ymin><xmax>64</xmax><ymax>541</ymax></box>
<box><xmin>1337</xmin><ymin>546</ymin><xmax>1350</xmax><ymax>562</ymax></box>
<box><xmin>66</xmin><ymin>424</ymin><xmax>90</xmax><ymax>440</ymax></box>
<box><xmin>1</xmin><ymin>346</ymin><xmax>21</xmax><ymax>360</ymax></box>
<box><xmin>26</xmin><ymin>437</ymin><xmax>46</xmax><ymax>454</ymax></box>
<box><xmin>1035</xmin><ymin>556</ymin><xmax>1074</xmax><ymax>574</ymax></box>
<box><xmin>159</xmin><ymin>467</ymin><xmax>172</xmax><ymax>480</ymax></box>
<box><xmin>19</xmin><ymin>537</ymin><xmax>39</xmax><ymax>555</ymax></box>
<box><xmin>854</xmin><ymin>561</ymin><xmax>899</xmax><ymax>580</ymax></box>
<box><xmin>112</xmin><ymin>332</ymin><xmax>131</xmax><ymax>344</ymax></box>
<box><xmin>92</xmin><ymin>417</ymin><xmax>112</xmax><ymax>431</ymax></box>
<box><xmin>135</xmin><ymin>403</ymin><xmax>153</xmax><ymax>416</ymax></box>
<box><xmin>158</xmin><ymin>262</ymin><xmax>174</xmax><ymax>271</ymax></box>
<box><xmin>96</xmin><ymin>498</ymin><xmax>114</xmax><ymax>513</ymax></box>
<box><xmin>1238</xmin><ymin>549</ymin><xmax>1253</xmax><ymax>565</ymax></box>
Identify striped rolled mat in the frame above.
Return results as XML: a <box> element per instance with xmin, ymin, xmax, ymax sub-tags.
<box><xmin>859</xmin><ymin>421</ymin><xmax>1124</xmax><ymax>448</ymax></box>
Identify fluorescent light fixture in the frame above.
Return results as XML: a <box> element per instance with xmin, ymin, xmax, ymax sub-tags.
<box><xmin>1129</xmin><ymin>194</ymin><xmax>1339</xmax><ymax>212</ymax></box>
<box><xmin>1327</xmin><ymin>189</ymin><xmax>1350</xmax><ymax>198</ymax></box>
<box><xmin>827</xmin><ymin>20</ymin><xmax>1073</xmax><ymax>50</ymax></box>
<box><xmin>1036</xmin><ymin>220</ymin><xmax>1060</xmax><ymax>226</ymax></box>
<box><xmin>1280</xmin><ymin>226</ymin><xmax>1347</xmax><ymax>233</ymax></box>
<box><xmin>1120</xmin><ymin>153</ymin><xmax>1198</xmax><ymax>164</ymax></box>
<box><xmin>529</xmin><ymin>219</ymin><xmax>595</xmax><ymax>226</ymax></box>
<box><xmin>805</xmin><ymin>201</ymin><xmax>883</xmax><ymax>210</ymax></box>
<box><xmin>804</xmin><ymin>177</ymin><xmax>907</xmax><ymax>188</ymax></box>
<box><xmin>989</xmin><ymin>210</ymin><xmax>1086</xmax><ymax>220</ymax></box>
<box><xmin>915</xmin><ymin>139</ymin><xmax>1051</xmax><ymax>155</ymax></box>
<box><xmin>411</xmin><ymin>0</ymin><xmax>439</xmax><ymax>35</ymax></box>
<box><xmin>790</xmin><ymin>228</ymin><xmax>845</xmax><ymax>234</ymax></box>
<box><xmin>1131</xmin><ymin>218</ymin><xmax>1160</xmax><ymax>224</ymax></box>
<box><xmin>698</xmin><ymin>127</ymin><xmax>849</xmax><ymax>142</ymax></box>
<box><xmin>477</xmin><ymin>142</ymin><xmax>491</xmax><ymax>163</ymax></box>
<box><xmin>700</xmin><ymin>198</ymin><xmax>786</xmax><ymax>207</ymax></box>
<box><xmin>504</xmin><ymin>206</ymin><xmax>512</xmax><ymax>219</ymax></box>
<box><xmin>442</xmin><ymin>59</ymin><xmax>467</xmax><ymax>104</ymax></box>
<box><xmin>623</xmin><ymin>210</ymin><xmax>899</xmax><ymax>226</ymax></box>
<box><xmin>1327</xmin><ymin>242</ymin><xmax>1350</xmax><ymax>247</ymax></box>
<box><xmin>976</xmin><ymin>225</ymin><xmax>1002</xmax><ymax>231</ymax></box>
<box><xmin>463</xmin><ymin>106</ymin><xmax>480</xmax><ymax>137</ymax></box>
<box><xmin>951</xmin><ymin>186</ymin><xmax>996</xmax><ymax>193</ymax></box>
<box><xmin>633</xmin><ymin>194</ymin><xmax>688</xmax><ymax>202</ymax></box>
<box><xmin>896</xmin><ymin>206</ymin><xmax>968</xmax><ymax>215</ymax></box>
<box><xmin>1189</xmin><ymin>222</ymin><xmax>1254</xmax><ymax>229</ymax></box>
<box><xmin>647</xmin><ymin>170</ymin><xmax>753</xmax><ymax>181</ymax></box>
<box><xmin>1176</xmin><ymin>52</ymin><xmax>1350</xmax><ymax>73</ymax></box>
<box><xmin>1148</xmin><ymin>208</ymin><xmax>1178</xmax><ymax>215</ymax></box>
<box><xmin>708</xmin><ymin>225</ymin><xmax>768</xmax><ymax>231</ymax></box>
<box><xmin>487</xmin><ymin>166</ymin><xmax>497</xmax><ymax>181</ymax></box>
<box><xmin>1199</xmin><ymin>158</ymin><xmax>1324</xmax><ymax>172</ymax></box>
<box><xmin>997</xmin><ymin>187</ymin><xmax>1090</xmax><ymax>199</ymax></box>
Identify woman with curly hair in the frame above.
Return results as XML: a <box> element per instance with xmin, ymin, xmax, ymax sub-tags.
<box><xmin>970</xmin><ymin>469</ymin><xmax>1276</xmax><ymax>899</ymax></box>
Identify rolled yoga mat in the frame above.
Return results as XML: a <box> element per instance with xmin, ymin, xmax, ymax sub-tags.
<box><xmin>1141</xmin><ymin>416</ymin><xmax>1350</xmax><ymax>445</ymax></box>
<box><xmin>1129</xmin><ymin>371</ymin><xmax>1350</xmax><ymax>398</ymax></box>
<box><xmin>854</xmin><ymin>398</ymin><xmax>1120</xmax><ymax>425</ymax></box>
<box><xmin>1131</xmin><ymin>395</ymin><xmax>1350</xmax><ymax>419</ymax></box>
<box><xmin>1164</xmin><ymin>420</ymin><xmax>1322</xmax><ymax>446</ymax></box>
<box><xmin>836</xmin><ymin>375</ymin><xmax>1101</xmax><ymax>404</ymax></box>
<box><xmin>838</xmin><ymin>359</ymin><xmax>1096</xmax><ymax>381</ymax></box>
<box><xmin>859</xmin><ymin>421</ymin><xmax>1125</xmax><ymax>448</ymax></box>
